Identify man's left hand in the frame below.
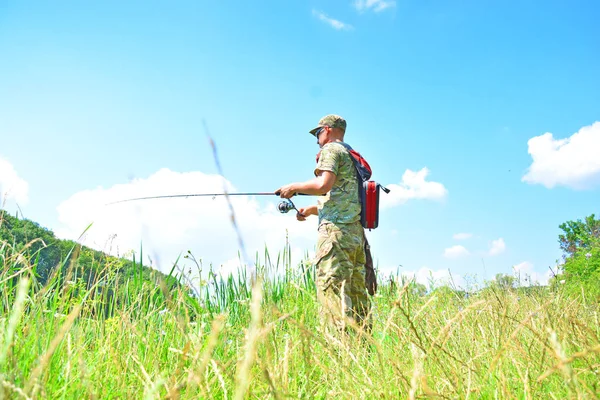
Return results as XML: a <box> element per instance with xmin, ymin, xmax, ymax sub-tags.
<box><xmin>276</xmin><ymin>184</ymin><xmax>297</xmax><ymax>199</ymax></box>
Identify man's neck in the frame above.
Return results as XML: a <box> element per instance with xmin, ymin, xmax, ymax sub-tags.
<box><xmin>326</xmin><ymin>137</ymin><xmax>344</xmax><ymax>144</ymax></box>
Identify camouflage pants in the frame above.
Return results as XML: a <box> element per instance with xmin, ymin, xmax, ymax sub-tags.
<box><xmin>314</xmin><ymin>221</ymin><xmax>371</xmax><ymax>334</ymax></box>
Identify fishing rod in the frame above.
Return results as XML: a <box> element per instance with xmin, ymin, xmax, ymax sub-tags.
<box><xmin>107</xmin><ymin>192</ymin><xmax>308</xmax><ymax>214</ymax></box>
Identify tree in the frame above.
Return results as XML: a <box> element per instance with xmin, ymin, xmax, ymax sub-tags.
<box><xmin>558</xmin><ymin>214</ymin><xmax>600</xmax><ymax>260</ymax></box>
<box><xmin>556</xmin><ymin>214</ymin><xmax>600</xmax><ymax>298</ymax></box>
<box><xmin>494</xmin><ymin>273</ymin><xmax>516</xmax><ymax>289</ymax></box>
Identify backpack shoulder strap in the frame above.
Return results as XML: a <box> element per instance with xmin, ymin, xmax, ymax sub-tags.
<box><xmin>336</xmin><ymin>142</ymin><xmax>353</xmax><ymax>152</ymax></box>
<box><xmin>336</xmin><ymin>142</ymin><xmax>372</xmax><ymax>182</ymax></box>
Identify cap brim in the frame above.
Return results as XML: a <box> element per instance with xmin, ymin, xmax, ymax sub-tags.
<box><xmin>309</xmin><ymin>125</ymin><xmax>322</xmax><ymax>136</ymax></box>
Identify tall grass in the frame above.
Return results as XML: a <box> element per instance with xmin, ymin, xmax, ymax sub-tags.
<box><xmin>1</xmin><ymin>237</ymin><xmax>599</xmax><ymax>399</ymax></box>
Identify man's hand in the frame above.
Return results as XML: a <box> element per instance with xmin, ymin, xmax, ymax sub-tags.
<box><xmin>296</xmin><ymin>209</ymin><xmax>307</xmax><ymax>221</ymax></box>
<box><xmin>276</xmin><ymin>172</ymin><xmax>336</xmax><ymax>198</ymax></box>
<box><xmin>296</xmin><ymin>205</ymin><xmax>318</xmax><ymax>221</ymax></box>
<box><xmin>275</xmin><ymin>183</ymin><xmax>297</xmax><ymax>199</ymax></box>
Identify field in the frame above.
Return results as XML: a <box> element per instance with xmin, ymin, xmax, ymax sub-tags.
<box><xmin>1</xmin><ymin>242</ymin><xmax>599</xmax><ymax>399</ymax></box>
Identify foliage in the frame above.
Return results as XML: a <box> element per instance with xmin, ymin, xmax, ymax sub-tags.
<box><xmin>558</xmin><ymin>213</ymin><xmax>600</xmax><ymax>260</ymax></box>
<box><xmin>493</xmin><ymin>273</ymin><xmax>517</xmax><ymax>289</ymax></box>
<box><xmin>0</xmin><ymin>209</ymin><xmax>71</xmax><ymax>283</ymax></box>
<box><xmin>1</xmin><ymin>209</ymin><xmax>178</xmax><ymax>281</ymax></box>
<box><xmin>0</xmin><ymin>209</ymin><xmax>190</xmax><ymax>317</ymax></box>
<box><xmin>555</xmin><ymin>214</ymin><xmax>600</xmax><ymax>298</ymax></box>
<box><xmin>559</xmin><ymin>238</ymin><xmax>600</xmax><ymax>299</ymax></box>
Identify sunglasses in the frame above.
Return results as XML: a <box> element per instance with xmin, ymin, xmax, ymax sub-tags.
<box><xmin>315</xmin><ymin>126</ymin><xmax>327</xmax><ymax>139</ymax></box>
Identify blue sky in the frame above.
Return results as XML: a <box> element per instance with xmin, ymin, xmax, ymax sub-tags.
<box><xmin>1</xmin><ymin>0</ymin><xmax>599</xmax><ymax>289</ymax></box>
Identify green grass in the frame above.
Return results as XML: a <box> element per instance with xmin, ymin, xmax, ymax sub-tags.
<box><xmin>1</xmin><ymin>238</ymin><xmax>599</xmax><ymax>399</ymax></box>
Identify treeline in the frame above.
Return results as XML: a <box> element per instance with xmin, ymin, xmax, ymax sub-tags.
<box><xmin>488</xmin><ymin>213</ymin><xmax>599</xmax><ymax>298</ymax></box>
<box><xmin>0</xmin><ymin>209</ymin><xmax>184</xmax><ymax>302</ymax></box>
<box><xmin>555</xmin><ymin>213</ymin><xmax>600</xmax><ymax>297</ymax></box>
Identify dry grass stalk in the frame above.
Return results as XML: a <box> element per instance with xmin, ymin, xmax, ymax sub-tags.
<box><xmin>409</xmin><ymin>343</ymin><xmax>424</xmax><ymax>400</ymax></box>
<box><xmin>1</xmin><ymin>380</ymin><xmax>31</xmax><ymax>400</ymax></box>
<box><xmin>538</xmin><ymin>343</ymin><xmax>600</xmax><ymax>382</ymax></box>
<box><xmin>190</xmin><ymin>314</ymin><xmax>226</xmax><ymax>389</ymax></box>
<box><xmin>428</xmin><ymin>300</ymin><xmax>486</xmax><ymax>354</ymax></box>
<box><xmin>281</xmin><ymin>336</ymin><xmax>291</xmax><ymax>392</ymax></box>
<box><xmin>490</xmin><ymin>301</ymin><xmax>550</xmax><ymax>370</ymax></box>
<box><xmin>0</xmin><ymin>278</ymin><xmax>30</xmax><ymax>370</ymax></box>
<box><xmin>24</xmin><ymin>303</ymin><xmax>82</xmax><ymax>397</ymax></box>
<box><xmin>234</xmin><ymin>278</ymin><xmax>264</xmax><ymax>400</ymax></box>
<box><xmin>210</xmin><ymin>359</ymin><xmax>228</xmax><ymax>400</ymax></box>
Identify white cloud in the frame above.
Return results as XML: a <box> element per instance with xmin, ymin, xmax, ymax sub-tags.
<box><xmin>489</xmin><ymin>238</ymin><xmax>506</xmax><ymax>256</ymax></box>
<box><xmin>0</xmin><ymin>156</ymin><xmax>29</xmax><ymax>205</ymax></box>
<box><xmin>398</xmin><ymin>267</ymin><xmax>466</xmax><ymax>290</ymax></box>
<box><xmin>55</xmin><ymin>168</ymin><xmax>317</xmax><ymax>280</ymax></box>
<box><xmin>453</xmin><ymin>233</ymin><xmax>472</xmax><ymax>240</ymax></box>
<box><xmin>354</xmin><ymin>0</ymin><xmax>396</xmax><ymax>13</ymax></box>
<box><xmin>522</xmin><ymin>121</ymin><xmax>600</xmax><ymax>189</ymax></box>
<box><xmin>443</xmin><ymin>245</ymin><xmax>470</xmax><ymax>259</ymax></box>
<box><xmin>512</xmin><ymin>261</ymin><xmax>552</xmax><ymax>286</ymax></box>
<box><xmin>380</xmin><ymin>168</ymin><xmax>448</xmax><ymax>209</ymax></box>
<box><xmin>312</xmin><ymin>10</ymin><xmax>353</xmax><ymax>30</ymax></box>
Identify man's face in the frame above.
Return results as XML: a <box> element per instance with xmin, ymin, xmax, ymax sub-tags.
<box><xmin>315</xmin><ymin>126</ymin><xmax>329</xmax><ymax>147</ymax></box>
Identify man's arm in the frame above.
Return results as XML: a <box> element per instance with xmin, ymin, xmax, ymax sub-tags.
<box><xmin>276</xmin><ymin>171</ymin><xmax>336</xmax><ymax>199</ymax></box>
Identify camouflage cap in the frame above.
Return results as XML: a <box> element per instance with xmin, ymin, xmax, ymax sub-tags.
<box><xmin>309</xmin><ymin>114</ymin><xmax>347</xmax><ymax>136</ymax></box>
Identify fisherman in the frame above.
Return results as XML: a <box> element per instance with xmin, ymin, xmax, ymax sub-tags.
<box><xmin>276</xmin><ymin>114</ymin><xmax>371</xmax><ymax>335</ymax></box>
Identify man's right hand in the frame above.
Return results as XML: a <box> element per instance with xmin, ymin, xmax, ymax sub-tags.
<box><xmin>296</xmin><ymin>208</ymin><xmax>308</xmax><ymax>221</ymax></box>
<box><xmin>296</xmin><ymin>205</ymin><xmax>317</xmax><ymax>221</ymax></box>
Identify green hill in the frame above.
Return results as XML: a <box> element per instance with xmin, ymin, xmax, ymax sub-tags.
<box><xmin>0</xmin><ymin>209</ymin><xmax>192</xmax><ymax>316</ymax></box>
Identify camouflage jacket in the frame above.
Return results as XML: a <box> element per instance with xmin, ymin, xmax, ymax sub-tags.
<box><xmin>314</xmin><ymin>142</ymin><xmax>361</xmax><ymax>226</ymax></box>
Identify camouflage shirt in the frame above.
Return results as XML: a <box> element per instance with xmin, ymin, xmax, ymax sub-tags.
<box><xmin>314</xmin><ymin>142</ymin><xmax>361</xmax><ymax>226</ymax></box>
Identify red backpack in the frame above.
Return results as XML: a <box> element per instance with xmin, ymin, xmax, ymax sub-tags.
<box><xmin>317</xmin><ymin>143</ymin><xmax>390</xmax><ymax>230</ymax></box>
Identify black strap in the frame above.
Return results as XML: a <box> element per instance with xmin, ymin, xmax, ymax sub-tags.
<box><xmin>334</xmin><ymin>142</ymin><xmax>365</xmax><ymax>215</ymax></box>
<box><xmin>334</xmin><ymin>142</ymin><xmax>363</xmax><ymax>181</ymax></box>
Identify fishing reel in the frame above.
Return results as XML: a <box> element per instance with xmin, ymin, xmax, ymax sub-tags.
<box><xmin>277</xmin><ymin>199</ymin><xmax>297</xmax><ymax>214</ymax></box>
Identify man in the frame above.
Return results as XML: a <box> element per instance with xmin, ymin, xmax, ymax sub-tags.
<box><xmin>276</xmin><ymin>114</ymin><xmax>371</xmax><ymax>334</ymax></box>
